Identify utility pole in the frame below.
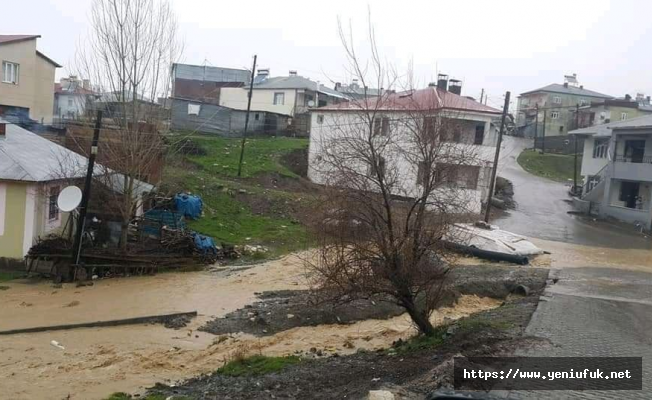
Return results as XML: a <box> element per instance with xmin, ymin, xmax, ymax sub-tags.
<box><xmin>70</xmin><ymin>110</ymin><xmax>102</xmax><ymax>281</ymax></box>
<box><xmin>541</xmin><ymin>110</ymin><xmax>547</xmax><ymax>154</ymax></box>
<box><xmin>534</xmin><ymin>104</ymin><xmax>540</xmax><ymax>146</ymax></box>
<box><xmin>237</xmin><ymin>55</ymin><xmax>257</xmax><ymax>177</ymax></box>
<box><xmin>484</xmin><ymin>91</ymin><xmax>511</xmax><ymax>223</ymax></box>
<box><xmin>573</xmin><ymin>104</ymin><xmax>579</xmax><ymax>195</ymax></box>
<box><xmin>480</xmin><ymin>88</ymin><xmax>484</xmax><ymax>104</ymax></box>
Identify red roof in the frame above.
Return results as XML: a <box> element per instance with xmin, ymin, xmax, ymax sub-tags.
<box><xmin>318</xmin><ymin>86</ymin><xmax>502</xmax><ymax>115</ymax></box>
<box><xmin>0</xmin><ymin>35</ymin><xmax>40</xmax><ymax>45</ymax></box>
<box><xmin>54</xmin><ymin>83</ymin><xmax>95</xmax><ymax>95</ymax></box>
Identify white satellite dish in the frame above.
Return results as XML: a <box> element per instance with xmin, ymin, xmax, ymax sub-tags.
<box><xmin>307</xmin><ymin>100</ymin><xmax>315</xmax><ymax>107</ymax></box>
<box><xmin>57</xmin><ymin>186</ymin><xmax>83</xmax><ymax>212</ymax></box>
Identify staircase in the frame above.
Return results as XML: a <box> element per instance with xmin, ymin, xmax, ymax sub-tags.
<box><xmin>581</xmin><ymin>162</ymin><xmax>610</xmax><ymax>203</ymax></box>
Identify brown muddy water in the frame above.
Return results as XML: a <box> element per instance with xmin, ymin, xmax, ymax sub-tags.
<box><xmin>0</xmin><ymin>254</ymin><xmax>500</xmax><ymax>400</ymax></box>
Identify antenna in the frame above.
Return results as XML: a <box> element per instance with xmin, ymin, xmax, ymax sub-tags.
<box><xmin>57</xmin><ymin>186</ymin><xmax>83</xmax><ymax>212</ymax></box>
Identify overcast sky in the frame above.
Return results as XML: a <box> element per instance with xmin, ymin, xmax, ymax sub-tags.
<box><xmin>5</xmin><ymin>0</ymin><xmax>652</xmax><ymax>110</ymax></box>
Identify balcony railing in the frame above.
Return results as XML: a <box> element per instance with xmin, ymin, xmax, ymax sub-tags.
<box><xmin>614</xmin><ymin>155</ymin><xmax>652</xmax><ymax>164</ymax></box>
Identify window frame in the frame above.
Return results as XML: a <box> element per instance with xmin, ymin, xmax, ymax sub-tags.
<box><xmin>621</xmin><ymin>112</ymin><xmax>628</xmax><ymax>121</ymax></box>
<box><xmin>551</xmin><ymin>111</ymin><xmax>560</xmax><ymax>119</ymax></box>
<box><xmin>48</xmin><ymin>186</ymin><xmax>60</xmax><ymax>221</ymax></box>
<box><xmin>316</xmin><ymin>114</ymin><xmax>324</xmax><ymax>124</ymax></box>
<box><xmin>474</xmin><ymin>124</ymin><xmax>485</xmax><ymax>145</ymax></box>
<box><xmin>592</xmin><ymin>138</ymin><xmax>609</xmax><ymax>159</ymax></box>
<box><xmin>552</xmin><ymin>96</ymin><xmax>562</xmax><ymax>104</ymax></box>
<box><xmin>273</xmin><ymin>92</ymin><xmax>285</xmax><ymax>105</ymax></box>
<box><xmin>2</xmin><ymin>61</ymin><xmax>19</xmax><ymax>84</ymax></box>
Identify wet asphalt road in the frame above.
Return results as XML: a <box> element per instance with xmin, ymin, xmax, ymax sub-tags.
<box><xmin>493</xmin><ymin>136</ymin><xmax>651</xmax><ymax>250</ymax></box>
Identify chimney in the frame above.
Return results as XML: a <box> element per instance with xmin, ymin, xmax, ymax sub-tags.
<box><xmin>289</xmin><ymin>70</ymin><xmax>297</xmax><ymax>76</ymax></box>
<box><xmin>625</xmin><ymin>94</ymin><xmax>632</xmax><ymax>101</ymax></box>
<box><xmin>647</xmin><ymin>96</ymin><xmax>651</xmax><ymax>104</ymax></box>
<box><xmin>579</xmin><ymin>85</ymin><xmax>584</xmax><ymax>89</ymax></box>
<box><xmin>257</xmin><ymin>68</ymin><xmax>270</xmax><ymax>79</ymax></box>
<box><xmin>449</xmin><ymin>79</ymin><xmax>462</xmax><ymax>95</ymax></box>
<box><xmin>351</xmin><ymin>78</ymin><xmax>359</xmax><ymax>89</ymax></box>
<box><xmin>437</xmin><ymin>74</ymin><xmax>449</xmax><ymax>91</ymax></box>
<box><xmin>335</xmin><ymin>82</ymin><xmax>341</xmax><ymax>90</ymax></box>
<box><xmin>0</xmin><ymin>122</ymin><xmax>6</xmax><ymax>139</ymax></box>
<box><xmin>564</xmin><ymin>82</ymin><xmax>569</xmax><ymax>88</ymax></box>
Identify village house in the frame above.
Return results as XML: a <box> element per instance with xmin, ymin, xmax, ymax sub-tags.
<box><xmin>575</xmin><ymin>94</ymin><xmax>652</xmax><ymax>128</ymax></box>
<box><xmin>308</xmin><ymin>75</ymin><xmax>502</xmax><ymax>214</ymax></box>
<box><xmin>570</xmin><ymin>114</ymin><xmax>652</xmax><ymax>231</ymax></box>
<box><xmin>333</xmin><ymin>79</ymin><xmax>386</xmax><ymax>100</ymax></box>
<box><xmin>516</xmin><ymin>74</ymin><xmax>613</xmax><ymax>137</ymax></box>
<box><xmin>0</xmin><ymin>35</ymin><xmax>60</xmax><ymax>124</ymax></box>
<box><xmin>53</xmin><ymin>75</ymin><xmax>96</xmax><ymax>123</ymax></box>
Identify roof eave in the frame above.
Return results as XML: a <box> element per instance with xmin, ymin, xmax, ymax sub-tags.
<box><xmin>36</xmin><ymin>50</ymin><xmax>62</xmax><ymax>68</ymax></box>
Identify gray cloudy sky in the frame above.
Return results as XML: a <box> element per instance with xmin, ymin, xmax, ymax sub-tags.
<box><xmin>6</xmin><ymin>0</ymin><xmax>652</xmax><ymax>110</ymax></box>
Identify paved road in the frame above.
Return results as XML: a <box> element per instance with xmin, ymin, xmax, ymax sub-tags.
<box><xmin>493</xmin><ymin>136</ymin><xmax>651</xmax><ymax>250</ymax></box>
<box><xmin>488</xmin><ymin>137</ymin><xmax>652</xmax><ymax>399</ymax></box>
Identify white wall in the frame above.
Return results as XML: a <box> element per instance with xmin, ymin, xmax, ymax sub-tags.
<box><xmin>55</xmin><ymin>93</ymin><xmax>87</xmax><ymax>119</ymax></box>
<box><xmin>308</xmin><ymin>110</ymin><xmax>496</xmax><ymax>214</ymax></box>
<box><xmin>580</xmin><ymin>136</ymin><xmax>610</xmax><ymax>179</ymax></box>
<box><xmin>220</xmin><ymin>87</ymin><xmax>297</xmax><ymax>116</ymax></box>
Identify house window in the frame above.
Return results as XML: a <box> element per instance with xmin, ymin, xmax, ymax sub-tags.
<box><xmin>187</xmin><ymin>104</ymin><xmax>201</xmax><ymax>115</ymax></box>
<box><xmin>305</xmin><ymin>94</ymin><xmax>314</xmax><ymax>106</ymax></box>
<box><xmin>373</xmin><ymin>116</ymin><xmax>390</xmax><ymax>136</ymax></box>
<box><xmin>621</xmin><ymin>112</ymin><xmax>628</xmax><ymax>121</ymax></box>
<box><xmin>424</xmin><ymin>116</ymin><xmax>436</xmax><ymax>137</ymax></box>
<box><xmin>618</xmin><ymin>181</ymin><xmax>641</xmax><ymax>209</ymax></box>
<box><xmin>317</xmin><ymin>114</ymin><xmax>324</xmax><ymax>124</ymax></box>
<box><xmin>48</xmin><ymin>186</ymin><xmax>60</xmax><ymax>220</ymax></box>
<box><xmin>416</xmin><ymin>161</ymin><xmax>429</xmax><ymax>186</ymax></box>
<box><xmin>273</xmin><ymin>92</ymin><xmax>285</xmax><ymax>105</ymax></box>
<box><xmin>434</xmin><ymin>164</ymin><xmax>480</xmax><ymax>190</ymax></box>
<box><xmin>553</xmin><ymin>96</ymin><xmax>562</xmax><ymax>104</ymax></box>
<box><xmin>2</xmin><ymin>61</ymin><xmax>19</xmax><ymax>84</ymax></box>
<box><xmin>474</xmin><ymin>124</ymin><xmax>485</xmax><ymax>145</ymax></box>
<box><xmin>367</xmin><ymin>156</ymin><xmax>386</xmax><ymax>178</ymax></box>
<box><xmin>579</xmin><ymin>99</ymin><xmax>587</xmax><ymax>106</ymax></box>
<box><xmin>551</xmin><ymin>111</ymin><xmax>560</xmax><ymax>119</ymax></box>
<box><xmin>68</xmin><ymin>98</ymin><xmax>73</xmax><ymax>107</ymax></box>
<box><xmin>593</xmin><ymin>138</ymin><xmax>608</xmax><ymax>159</ymax></box>
<box><xmin>254</xmin><ymin>113</ymin><xmax>260</xmax><ymax>121</ymax></box>
<box><xmin>559</xmin><ymin>126</ymin><xmax>564</xmax><ymax>133</ymax></box>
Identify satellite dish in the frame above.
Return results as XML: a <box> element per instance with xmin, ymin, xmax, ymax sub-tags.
<box><xmin>307</xmin><ymin>100</ymin><xmax>315</xmax><ymax>107</ymax></box>
<box><xmin>57</xmin><ymin>186</ymin><xmax>83</xmax><ymax>212</ymax></box>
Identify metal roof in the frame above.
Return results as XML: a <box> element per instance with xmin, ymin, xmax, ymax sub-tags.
<box><xmin>173</xmin><ymin>63</ymin><xmax>250</xmax><ymax>84</ymax></box>
<box><xmin>254</xmin><ymin>76</ymin><xmax>347</xmax><ymax>98</ymax></box>
<box><xmin>568</xmin><ymin>114</ymin><xmax>652</xmax><ymax>137</ymax></box>
<box><xmin>520</xmin><ymin>83</ymin><xmax>613</xmax><ymax>99</ymax></box>
<box><xmin>0</xmin><ymin>119</ymin><xmax>87</xmax><ymax>182</ymax></box>
<box><xmin>316</xmin><ymin>86</ymin><xmax>502</xmax><ymax>115</ymax></box>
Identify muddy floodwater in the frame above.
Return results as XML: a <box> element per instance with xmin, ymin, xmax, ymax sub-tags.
<box><xmin>0</xmin><ymin>254</ymin><xmax>500</xmax><ymax>400</ymax></box>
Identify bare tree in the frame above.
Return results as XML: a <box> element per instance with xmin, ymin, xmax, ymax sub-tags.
<box><xmin>74</xmin><ymin>0</ymin><xmax>182</xmax><ymax>249</ymax></box>
<box><xmin>306</xmin><ymin>19</ymin><xmax>483</xmax><ymax>336</ymax></box>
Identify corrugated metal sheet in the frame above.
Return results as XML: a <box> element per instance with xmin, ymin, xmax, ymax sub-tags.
<box><xmin>173</xmin><ymin>64</ymin><xmax>250</xmax><ymax>85</ymax></box>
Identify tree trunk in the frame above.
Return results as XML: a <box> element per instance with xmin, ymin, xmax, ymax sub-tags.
<box><xmin>402</xmin><ymin>297</ymin><xmax>436</xmax><ymax>336</ymax></box>
<box><xmin>119</xmin><ymin>220</ymin><xmax>129</xmax><ymax>251</ymax></box>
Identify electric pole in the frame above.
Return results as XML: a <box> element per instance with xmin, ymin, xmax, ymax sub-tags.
<box><xmin>70</xmin><ymin>110</ymin><xmax>102</xmax><ymax>281</ymax></box>
<box><xmin>484</xmin><ymin>91</ymin><xmax>511</xmax><ymax>223</ymax></box>
<box><xmin>534</xmin><ymin>104</ymin><xmax>539</xmax><ymax>150</ymax></box>
<box><xmin>573</xmin><ymin>104</ymin><xmax>579</xmax><ymax>195</ymax></box>
<box><xmin>237</xmin><ymin>55</ymin><xmax>257</xmax><ymax>177</ymax></box>
<box><xmin>541</xmin><ymin>110</ymin><xmax>547</xmax><ymax>154</ymax></box>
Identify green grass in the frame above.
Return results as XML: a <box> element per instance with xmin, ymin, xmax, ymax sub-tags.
<box><xmin>216</xmin><ymin>355</ymin><xmax>301</xmax><ymax>377</ymax></box>
<box><xmin>0</xmin><ymin>271</ymin><xmax>23</xmax><ymax>282</ymax></box>
<box><xmin>517</xmin><ymin>149</ymin><xmax>581</xmax><ymax>182</ymax></box>
<box><xmin>188</xmin><ymin>136</ymin><xmax>309</xmax><ymax>178</ymax></box>
<box><xmin>163</xmin><ymin>135</ymin><xmax>311</xmax><ymax>256</ymax></box>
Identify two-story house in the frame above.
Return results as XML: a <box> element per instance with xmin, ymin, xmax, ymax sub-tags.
<box><xmin>0</xmin><ymin>35</ymin><xmax>60</xmax><ymax>124</ymax></box>
<box><xmin>570</xmin><ymin>115</ymin><xmax>652</xmax><ymax>231</ymax></box>
<box><xmin>576</xmin><ymin>95</ymin><xmax>652</xmax><ymax>128</ymax></box>
<box><xmin>517</xmin><ymin>74</ymin><xmax>613</xmax><ymax>137</ymax></box>
<box><xmin>53</xmin><ymin>75</ymin><xmax>96</xmax><ymax>122</ymax></box>
<box><xmin>308</xmin><ymin>78</ymin><xmax>502</xmax><ymax>214</ymax></box>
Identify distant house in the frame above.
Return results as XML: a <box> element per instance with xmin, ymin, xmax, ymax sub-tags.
<box><xmin>53</xmin><ymin>75</ymin><xmax>96</xmax><ymax>122</ymax></box>
<box><xmin>570</xmin><ymin>115</ymin><xmax>652</xmax><ymax>231</ymax></box>
<box><xmin>334</xmin><ymin>79</ymin><xmax>386</xmax><ymax>100</ymax></box>
<box><xmin>170</xmin><ymin>63</ymin><xmax>289</xmax><ymax>135</ymax></box>
<box><xmin>517</xmin><ymin>74</ymin><xmax>613</xmax><ymax>137</ymax></box>
<box><xmin>220</xmin><ymin>69</ymin><xmax>347</xmax><ymax>134</ymax></box>
<box><xmin>0</xmin><ymin>35</ymin><xmax>60</xmax><ymax>124</ymax></box>
<box><xmin>308</xmin><ymin>77</ymin><xmax>502</xmax><ymax>214</ymax></box>
<box><xmin>575</xmin><ymin>95</ymin><xmax>652</xmax><ymax>128</ymax></box>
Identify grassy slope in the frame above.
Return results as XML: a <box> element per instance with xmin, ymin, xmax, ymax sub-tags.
<box><xmin>517</xmin><ymin>149</ymin><xmax>580</xmax><ymax>183</ymax></box>
<box><xmin>163</xmin><ymin>135</ymin><xmax>310</xmax><ymax>255</ymax></box>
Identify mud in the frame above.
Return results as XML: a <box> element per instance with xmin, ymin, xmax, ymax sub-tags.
<box><xmin>200</xmin><ymin>265</ymin><xmax>547</xmax><ymax>337</ymax></box>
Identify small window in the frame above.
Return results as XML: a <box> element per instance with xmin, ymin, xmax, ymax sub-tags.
<box><xmin>621</xmin><ymin>112</ymin><xmax>628</xmax><ymax>121</ymax></box>
<box><xmin>273</xmin><ymin>92</ymin><xmax>285</xmax><ymax>105</ymax></box>
<box><xmin>2</xmin><ymin>61</ymin><xmax>19</xmax><ymax>84</ymax></box>
<box><xmin>593</xmin><ymin>138</ymin><xmax>608</xmax><ymax>159</ymax></box>
<box><xmin>48</xmin><ymin>187</ymin><xmax>60</xmax><ymax>220</ymax></box>
<box><xmin>559</xmin><ymin>126</ymin><xmax>564</xmax><ymax>133</ymax></box>
<box><xmin>317</xmin><ymin>114</ymin><xmax>324</xmax><ymax>124</ymax></box>
<box><xmin>579</xmin><ymin>99</ymin><xmax>587</xmax><ymax>106</ymax></box>
<box><xmin>551</xmin><ymin>111</ymin><xmax>560</xmax><ymax>119</ymax></box>
<box><xmin>553</xmin><ymin>96</ymin><xmax>562</xmax><ymax>104</ymax></box>
<box><xmin>187</xmin><ymin>104</ymin><xmax>201</xmax><ymax>115</ymax></box>
<box><xmin>474</xmin><ymin>124</ymin><xmax>485</xmax><ymax>145</ymax></box>
<box><xmin>373</xmin><ymin>116</ymin><xmax>390</xmax><ymax>136</ymax></box>
<box><xmin>367</xmin><ymin>156</ymin><xmax>386</xmax><ymax>178</ymax></box>
<box><xmin>254</xmin><ymin>113</ymin><xmax>260</xmax><ymax>121</ymax></box>
<box><xmin>68</xmin><ymin>98</ymin><xmax>73</xmax><ymax>106</ymax></box>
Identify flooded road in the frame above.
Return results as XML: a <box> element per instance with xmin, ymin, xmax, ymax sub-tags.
<box><xmin>0</xmin><ymin>255</ymin><xmax>500</xmax><ymax>400</ymax></box>
<box><xmin>494</xmin><ymin>136</ymin><xmax>652</xmax><ymax>250</ymax></box>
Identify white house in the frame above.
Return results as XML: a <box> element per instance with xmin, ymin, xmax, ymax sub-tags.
<box><xmin>570</xmin><ymin>114</ymin><xmax>652</xmax><ymax>230</ymax></box>
<box><xmin>308</xmin><ymin>82</ymin><xmax>502</xmax><ymax>214</ymax></box>
<box><xmin>53</xmin><ymin>75</ymin><xmax>95</xmax><ymax>122</ymax></box>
